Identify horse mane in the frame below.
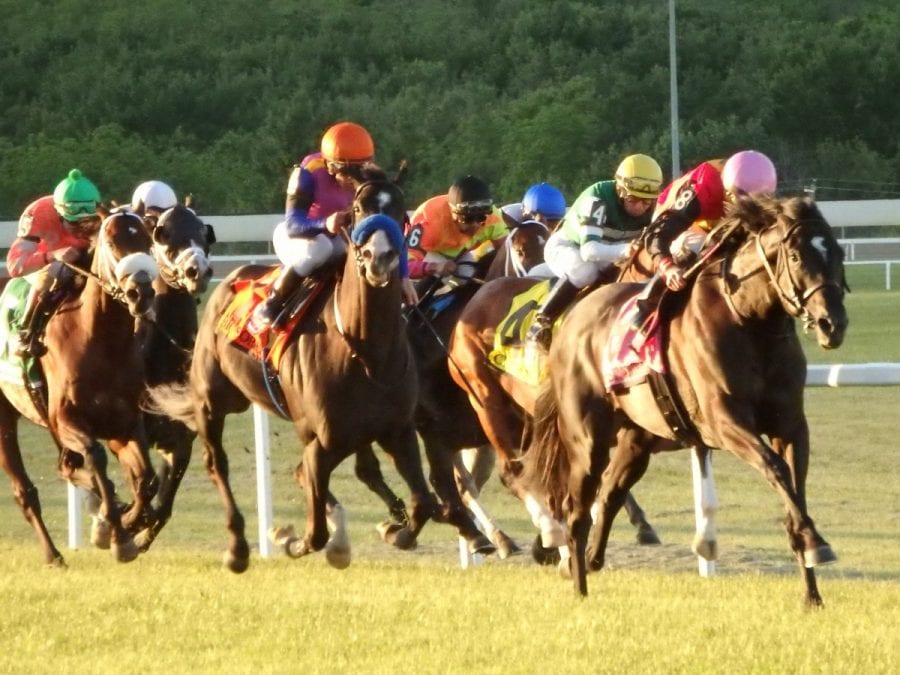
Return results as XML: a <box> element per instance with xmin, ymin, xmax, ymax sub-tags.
<box><xmin>723</xmin><ymin>194</ymin><xmax>823</xmax><ymax>235</ymax></box>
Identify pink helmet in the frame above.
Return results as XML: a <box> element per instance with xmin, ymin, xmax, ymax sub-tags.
<box><xmin>721</xmin><ymin>150</ymin><xmax>777</xmax><ymax>195</ymax></box>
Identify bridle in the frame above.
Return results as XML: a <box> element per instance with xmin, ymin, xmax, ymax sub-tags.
<box><xmin>150</xmin><ymin>208</ymin><xmax>211</xmax><ymax>292</ymax></box>
<box><xmin>722</xmin><ymin>217</ymin><xmax>842</xmax><ymax>325</ymax></box>
<box><xmin>504</xmin><ymin>221</ymin><xmax>549</xmax><ymax>277</ymax></box>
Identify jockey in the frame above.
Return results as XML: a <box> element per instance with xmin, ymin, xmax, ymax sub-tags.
<box><xmin>500</xmin><ymin>182</ymin><xmax>567</xmax><ymax>231</ymax></box>
<box><xmin>253</xmin><ymin>122</ymin><xmax>416</xmax><ymax>326</ymax></box>
<box><xmin>131</xmin><ymin>180</ymin><xmax>178</xmax><ymax>215</ymax></box>
<box><xmin>7</xmin><ymin>169</ymin><xmax>102</xmax><ymax>357</ymax></box>
<box><xmin>525</xmin><ymin>154</ymin><xmax>663</xmax><ymax>351</ymax></box>
<box><xmin>631</xmin><ymin>149</ymin><xmax>778</xmax><ymax>333</ymax></box>
<box><xmin>406</xmin><ymin>175</ymin><xmax>508</xmax><ymax>281</ymax></box>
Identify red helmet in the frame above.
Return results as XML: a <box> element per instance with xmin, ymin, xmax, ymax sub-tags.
<box><xmin>320</xmin><ymin>122</ymin><xmax>374</xmax><ymax>163</ymax></box>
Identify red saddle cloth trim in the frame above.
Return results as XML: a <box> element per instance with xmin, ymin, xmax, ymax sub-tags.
<box><xmin>601</xmin><ymin>296</ymin><xmax>666</xmax><ymax>391</ymax></box>
<box><xmin>215</xmin><ymin>268</ymin><xmax>320</xmax><ymax>369</ymax></box>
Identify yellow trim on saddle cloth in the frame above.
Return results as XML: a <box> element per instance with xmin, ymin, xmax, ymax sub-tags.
<box><xmin>487</xmin><ymin>279</ymin><xmax>566</xmax><ymax>388</ymax></box>
<box><xmin>215</xmin><ymin>268</ymin><xmax>303</xmax><ymax>369</ymax></box>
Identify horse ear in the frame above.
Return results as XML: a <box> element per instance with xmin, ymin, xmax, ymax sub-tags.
<box><xmin>184</xmin><ymin>193</ymin><xmax>194</xmax><ymax>208</ymax></box>
<box><xmin>152</xmin><ymin>221</ymin><xmax>169</xmax><ymax>245</ymax></box>
<box><xmin>133</xmin><ymin>199</ymin><xmax>146</xmax><ymax>216</ymax></box>
<box><xmin>205</xmin><ymin>223</ymin><xmax>217</xmax><ymax>245</ymax></box>
<box><xmin>96</xmin><ymin>203</ymin><xmax>110</xmax><ymax>219</ymax></box>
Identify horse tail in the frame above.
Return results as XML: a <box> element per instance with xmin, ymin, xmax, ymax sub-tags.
<box><xmin>141</xmin><ymin>383</ymin><xmax>197</xmax><ymax>431</ymax></box>
<box><xmin>520</xmin><ymin>381</ymin><xmax>569</xmax><ymax>519</ymax></box>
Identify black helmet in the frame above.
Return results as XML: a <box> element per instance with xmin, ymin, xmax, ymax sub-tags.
<box><xmin>448</xmin><ymin>175</ymin><xmax>492</xmax><ymax>218</ymax></box>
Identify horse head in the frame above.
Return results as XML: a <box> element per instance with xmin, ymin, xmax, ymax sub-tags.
<box><xmin>505</xmin><ymin>219</ymin><xmax>549</xmax><ymax>276</ymax></box>
<box><xmin>142</xmin><ymin>204</ymin><xmax>214</xmax><ymax>295</ymax></box>
<box><xmin>731</xmin><ymin>195</ymin><xmax>848</xmax><ymax>349</ymax></box>
<box><xmin>352</xmin><ymin>174</ymin><xmax>407</xmax><ymax>227</ymax></box>
<box><xmin>96</xmin><ymin>210</ymin><xmax>159</xmax><ymax>317</ymax></box>
<box><xmin>349</xmin><ymin>213</ymin><xmax>406</xmax><ymax>288</ymax></box>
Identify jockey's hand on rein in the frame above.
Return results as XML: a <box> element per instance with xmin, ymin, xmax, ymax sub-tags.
<box><xmin>52</xmin><ymin>247</ymin><xmax>83</xmax><ymax>264</ymax></box>
<box><xmin>659</xmin><ymin>256</ymin><xmax>686</xmax><ymax>291</ymax></box>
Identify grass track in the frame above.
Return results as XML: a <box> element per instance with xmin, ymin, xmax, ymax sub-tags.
<box><xmin>0</xmin><ymin>288</ymin><xmax>897</xmax><ymax>673</ymax></box>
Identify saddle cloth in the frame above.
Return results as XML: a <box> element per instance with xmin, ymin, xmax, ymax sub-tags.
<box><xmin>601</xmin><ymin>295</ymin><xmax>665</xmax><ymax>391</ymax></box>
<box><xmin>0</xmin><ymin>277</ymin><xmax>43</xmax><ymax>387</ymax></box>
<box><xmin>487</xmin><ymin>280</ymin><xmax>556</xmax><ymax>387</ymax></box>
<box><xmin>216</xmin><ymin>268</ymin><xmax>329</xmax><ymax>369</ymax></box>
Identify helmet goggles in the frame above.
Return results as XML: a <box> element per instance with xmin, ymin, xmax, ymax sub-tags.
<box><xmin>450</xmin><ymin>199</ymin><xmax>493</xmax><ymax>223</ymax></box>
<box><xmin>58</xmin><ymin>201</ymin><xmax>97</xmax><ymax>221</ymax></box>
<box><xmin>617</xmin><ymin>175</ymin><xmax>660</xmax><ymax>198</ymax></box>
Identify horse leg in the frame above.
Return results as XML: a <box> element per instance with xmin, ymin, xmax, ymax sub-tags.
<box><xmin>690</xmin><ymin>447</ymin><xmax>718</xmax><ymax>570</ymax></box>
<box><xmin>616</xmin><ymin>491</ymin><xmax>662</xmax><ymax>546</ymax></box>
<box><xmin>376</xmin><ymin>425</ymin><xmax>440</xmax><ymax>550</ymax></box>
<box><xmin>198</xmin><ymin>412</ymin><xmax>249</xmax><ymax>573</ymax></box>
<box><xmin>285</xmin><ymin>438</ymin><xmax>337</xmax><ymax>561</ymax></box>
<box><xmin>587</xmin><ymin>425</ymin><xmax>653</xmax><ymax>572</ymax></box>
<box><xmin>771</xmin><ymin>431</ymin><xmax>833</xmax><ymax>608</ymax></box>
<box><xmin>0</xmin><ymin>399</ymin><xmax>66</xmax><ymax>567</ymax></box>
<box><xmin>454</xmin><ymin>446</ymin><xmax>520</xmax><ymax>558</ymax></box>
<box><xmin>107</xmin><ymin>437</ymin><xmax>159</xmax><ymax>537</ymax></box>
<box><xmin>135</xmin><ymin>420</ymin><xmax>194</xmax><ymax>551</ymax></box>
<box><xmin>723</xmin><ymin>424</ymin><xmax>833</xmax><ymax>608</ymax></box>
<box><xmin>354</xmin><ymin>444</ymin><xmax>409</xmax><ymax>527</ymax></box>
<box><xmin>420</xmin><ymin>433</ymin><xmax>495</xmax><ymax>557</ymax></box>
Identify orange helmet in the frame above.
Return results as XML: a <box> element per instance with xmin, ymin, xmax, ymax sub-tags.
<box><xmin>320</xmin><ymin>122</ymin><xmax>374</xmax><ymax>163</ymax></box>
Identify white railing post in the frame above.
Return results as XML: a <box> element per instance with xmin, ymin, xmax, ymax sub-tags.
<box><xmin>67</xmin><ymin>483</ymin><xmax>84</xmax><ymax>549</ymax></box>
<box><xmin>253</xmin><ymin>404</ymin><xmax>274</xmax><ymax>558</ymax></box>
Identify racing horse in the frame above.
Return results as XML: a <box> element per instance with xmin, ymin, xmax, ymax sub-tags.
<box><xmin>346</xmin><ymin>218</ymin><xmax>551</xmax><ymax>558</ymax></box>
<box><xmin>149</xmin><ymin>177</ymin><xmax>458</xmax><ymax>572</ymax></box>
<box><xmin>131</xmin><ymin>203</ymin><xmax>214</xmax><ymax>549</ymax></box>
<box><xmin>524</xmin><ymin>195</ymin><xmax>847</xmax><ymax>606</ymax></box>
<box><xmin>0</xmin><ymin>209</ymin><xmax>159</xmax><ymax>565</ymax></box>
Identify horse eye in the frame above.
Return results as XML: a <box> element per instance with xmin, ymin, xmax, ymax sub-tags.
<box><xmin>362</xmin><ymin>249</ymin><xmax>373</xmax><ymax>260</ymax></box>
<box><xmin>790</xmin><ymin>252</ymin><xmax>800</xmax><ymax>264</ymax></box>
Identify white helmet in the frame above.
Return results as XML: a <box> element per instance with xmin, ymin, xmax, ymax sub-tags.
<box><xmin>132</xmin><ymin>180</ymin><xmax>178</xmax><ymax>211</ymax></box>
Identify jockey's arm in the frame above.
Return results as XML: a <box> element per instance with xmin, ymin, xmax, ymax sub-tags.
<box><xmin>284</xmin><ymin>166</ymin><xmax>326</xmax><ymax>236</ymax></box>
<box><xmin>646</xmin><ymin>187</ymin><xmax>701</xmax><ymax>268</ymax></box>
<box><xmin>6</xmin><ymin>236</ymin><xmax>49</xmax><ymax>277</ymax></box>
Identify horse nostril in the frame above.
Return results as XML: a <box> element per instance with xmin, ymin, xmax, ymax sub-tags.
<box><xmin>125</xmin><ymin>288</ymin><xmax>140</xmax><ymax>303</ymax></box>
<box><xmin>186</xmin><ymin>266</ymin><xmax>198</xmax><ymax>279</ymax></box>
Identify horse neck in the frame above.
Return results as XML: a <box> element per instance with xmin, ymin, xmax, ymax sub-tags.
<box><xmin>334</xmin><ymin>256</ymin><xmax>405</xmax><ymax>367</ymax></box>
<box><xmin>716</xmin><ymin>245</ymin><xmax>784</xmax><ymax>323</ymax></box>
<box><xmin>75</xmin><ymin>258</ymin><xmax>135</xmax><ymax>339</ymax></box>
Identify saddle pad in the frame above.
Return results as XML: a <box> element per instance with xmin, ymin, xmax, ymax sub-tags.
<box><xmin>487</xmin><ymin>280</ymin><xmax>554</xmax><ymax>387</ymax></box>
<box><xmin>601</xmin><ymin>295</ymin><xmax>665</xmax><ymax>391</ymax></box>
<box><xmin>0</xmin><ymin>277</ymin><xmax>42</xmax><ymax>386</ymax></box>
<box><xmin>216</xmin><ymin>269</ymin><xmax>324</xmax><ymax>369</ymax></box>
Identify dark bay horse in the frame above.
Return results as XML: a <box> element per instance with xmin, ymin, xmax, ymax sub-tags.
<box><xmin>0</xmin><ymin>210</ymin><xmax>159</xmax><ymax>565</ymax></box>
<box><xmin>347</xmin><ymin>218</ymin><xmax>551</xmax><ymax>559</ymax></box>
<box><xmin>150</xmin><ymin>179</ymin><xmax>452</xmax><ymax>573</ymax></box>
<box><xmin>524</xmin><ymin>195</ymin><xmax>847</xmax><ymax>606</ymax></box>
<box><xmin>131</xmin><ymin>203</ymin><xmax>214</xmax><ymax>549</ymax></box>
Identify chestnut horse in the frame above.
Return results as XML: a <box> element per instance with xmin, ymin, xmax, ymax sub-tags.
<box><xmin>0</xmin><ymin>210</ymin><xmax>159</xmax><ymax>565</ymax></box>
<box><xmin>524</xmin><ymin>195</ymin><xmax>847</xmax><ymax>606</ymax></box>
<box><xmin>149</xmin><ymin>178</ymin><xmax>460</xmax><ymax>572</ymax></box>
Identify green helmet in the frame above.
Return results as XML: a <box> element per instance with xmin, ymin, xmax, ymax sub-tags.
<box><xmin>53</xmin><ymin>168</ymin><xmax>101</xmax><ymax>222</ymax></box>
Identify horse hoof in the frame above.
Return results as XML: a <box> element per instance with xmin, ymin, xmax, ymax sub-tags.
<box><xmin>286</xmin><ymin>538</ymin><xmax>311</xmax><ymax>559</ymax></box>
<box><xmin>468</xmin><ymin>534</ymin><xmax>496</xmax><ymax>557</ymax></box>
<box><xmin>692</xmin><ymin>537</ymin><xmax>718</xmax><ymax>561</ymax></box>
<box><xmin>325</xmin><ymin>544</ymin><xmax>352</xmax><ymax>570</ymax></box>
<box><xmin>636</xmin><ymin>525</ymin><xmax>662</xmax><ymax>546</ymax></box>
<box><xmin>531</xmin><ymin>534</ymin><xmax>561</xmax><ymax>566</ymax></box>
<box><xmin>90</xmin><ymin>518</ymin><xmax>112</xmax><ymax>550</ymax></box>
<box><xmin>804</xmin><ymin>544</ymin><xmax>837</xmax><ymax>568</ymax></box>
<box><xmin>268</xmin><ymin>525</ymin><xmax>297</xmax><ymax>554</ymax></box>
<box><xmin>47</xmin><ymin>555</ymin><xmax>67</xmax><ymax>569</ymax></box>
<box><xmin>223</xmin><ymin>549</ymin><xmax>250</xmax><ymax>574</ymax></box>
<box><xmin>557</xmin><ymin>557</ymin><xmax>572</xmax><ymax>580</ymax></box>
<box><xmin>133</xmin><ymin>528</ymin><xmax>155</xmax><ymax>553</ymax></box>
<box><xmin>377</xmin><ymin>522</ymin><xmax>418</xmax><ymax>550</ymax></box>
<box><xmin>112</xmin><ymin>538</ymin><xmax>140</xmax><ymax>563</ymax></box>
<box><xmin>492</xmin><ymin>531</ymin><xmax>522</xmax><ymax>559</ymax></box>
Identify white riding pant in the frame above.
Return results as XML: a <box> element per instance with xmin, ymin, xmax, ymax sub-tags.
<box><xmin>272</xmin><ymin>221</ymin><xmax>347</xmax><ymax>276</ymax></box>
<box><xmin>544</xmin><ymin>231</ymin><xmax>629</xmax><ymax>288</ymax></box>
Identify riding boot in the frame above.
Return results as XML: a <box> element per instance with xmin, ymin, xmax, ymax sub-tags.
<box><xmin>253</xmin><ymin>266</ymin><xmax>305</xmax><ymax>329</ymax></box>
<box><xmin>525</xmin><ymin>277</ymin><xmax>579</xmax><ymax>352</ymax></box>
<box><xmin>15</xmin><ymin>290</ymin><xmax>55</xmax><ymax>358</ymax></box>
<box><xmin>630</xmin><ymin>275</ymin><xmax>666</xmax><ymax>336</ymax></box>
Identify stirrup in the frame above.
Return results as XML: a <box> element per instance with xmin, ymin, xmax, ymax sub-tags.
<box><xmin>15</xmin><ymin>333</ymin><xmax>47</xmax><ymax>358</ymax></box>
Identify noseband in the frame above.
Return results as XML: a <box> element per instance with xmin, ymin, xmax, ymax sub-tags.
<box><xmin>78</xmin><ymin>213</ymin><xmax>158</xmax><ymax>305</ymax></box>
<box><xmin>151</xmin><ymin>209</ymin><xmax>211</xmax><ymax>291</ymax></box>
<box><xmin>723</xmin><ymin>217</ymin><xmax>841</xmax><ymax>324</ymax></box>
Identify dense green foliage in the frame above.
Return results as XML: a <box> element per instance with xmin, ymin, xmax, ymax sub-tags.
<box><xmin>1</xmin><ymin>0</ymin><xmax>898</xmax><ymax>217</ymax></box>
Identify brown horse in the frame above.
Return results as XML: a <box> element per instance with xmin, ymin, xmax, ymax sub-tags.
<box><xmin>0</xmin><ymin>209</ymin><xmax>160</xmax><ymax>565</ymax></box>
<box><xmin>524</xmin><ymin>195</ymin><xmax>847</xmax><ymax>606</ymax></box>
<box><xmin>447</xmin><ymin>252</ymin><xmax>661</xmax><ymax>560</ymax></box>
<box><xmin>344</xmin><ymin>218</ymin><xmax>551</xmax><ymax>558</ymax></box>
<box><xmin>149</xmin><ymin>178</ymin><xmax>455</xmax><ymax>572</ymax></box>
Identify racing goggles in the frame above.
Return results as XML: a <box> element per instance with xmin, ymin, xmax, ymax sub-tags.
<box><xmin>618</xmin><ymin>176</ymin><xmax>661</xmax><ymax>198</ymax></box>
<box><xmin>450</xmin><ymin>199</ymin><xmax>493</xmax><ymax>223</ymax></box>
<box><xmin>326</xmin><ymin>159</ymin><xmax>371</xmax><ymax>174</ymax></box>
<box><xmin>58</xmin><ymin>201</ymin><xmax>97</xmax><ymax>221</ymax></box>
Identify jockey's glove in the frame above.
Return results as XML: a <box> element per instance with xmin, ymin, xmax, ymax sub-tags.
<box><xmin>658</xmin><ymin>256</ymin><xmax>687</xmax><ymax>291</ymax></box>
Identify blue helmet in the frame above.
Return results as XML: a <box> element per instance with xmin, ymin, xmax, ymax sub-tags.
<box><xmin>522</xmin><ymin>182</ymin><xmax>566</xmax><ymax>220</ymax></box>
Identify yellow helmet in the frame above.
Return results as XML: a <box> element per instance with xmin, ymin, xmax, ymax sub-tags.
<box><xmin>615</xmin><ymin>154</ymin><xmax>663</xmax><ymax>199</ymax></box>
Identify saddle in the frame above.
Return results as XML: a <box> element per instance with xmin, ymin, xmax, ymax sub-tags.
<box><xmin>216</xmin><ymin>267</ymin><xmax>336</xmax><ymax>368</ymax></box>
